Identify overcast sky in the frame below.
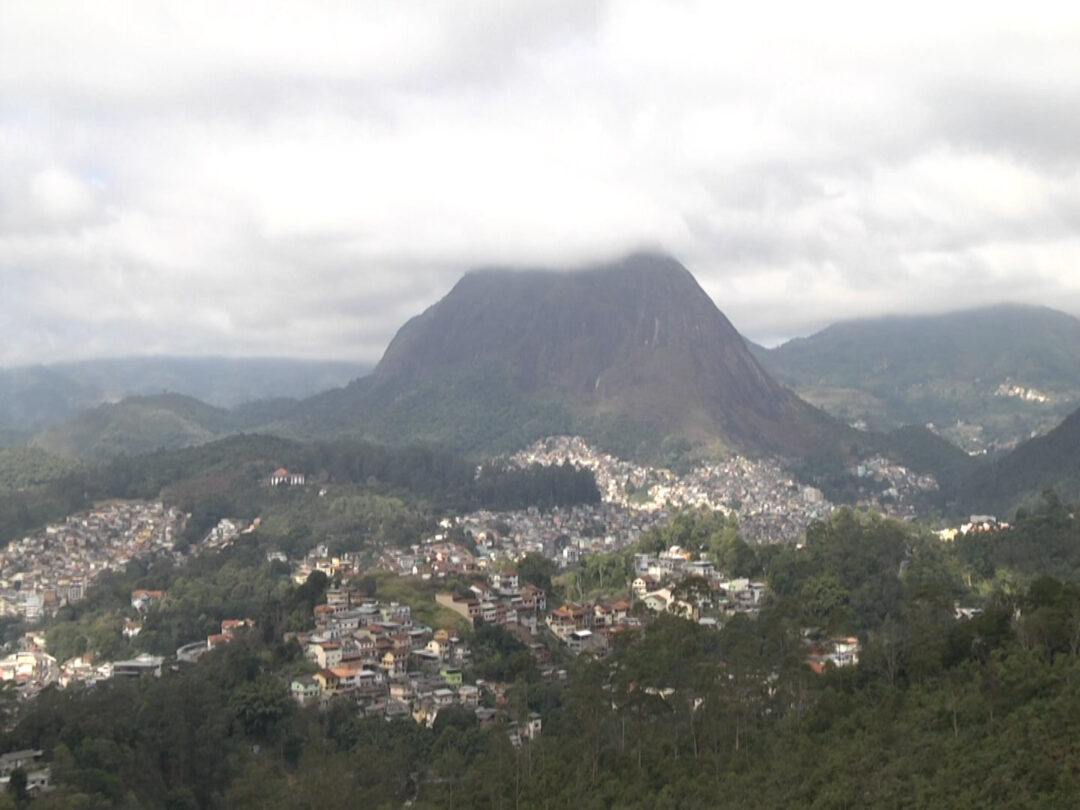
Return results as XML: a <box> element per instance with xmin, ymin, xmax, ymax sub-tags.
<box><xmin>2</xmin><ymin>1</ymin><xmax>1079</xmax><ymax>365</ymax></box>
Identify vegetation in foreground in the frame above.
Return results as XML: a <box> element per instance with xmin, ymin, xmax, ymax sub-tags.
<box><xmin>0</xmin><ymin>488</ymin><xmax>1078</xmax><ymax>807</ymax></box>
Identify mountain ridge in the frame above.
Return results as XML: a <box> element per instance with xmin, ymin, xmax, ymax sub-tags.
<box><xmin>32</xmin><ymin>393</ymin><xmax>253</xmax><ymax>461</ymax></box>
<box><xmin>963</xmin><ymin>404</ymin><xmax>1080</xmax><ymax>515</ymax></box>
<box><xmin>0</xmin><ymin>356</ymin><xmax>369</xmax><ymax>447</ymax></box>
<box><xmin>752</xmin><ymin>303</ymin><xmax>1080</xmax><ymax>452</ymax></box>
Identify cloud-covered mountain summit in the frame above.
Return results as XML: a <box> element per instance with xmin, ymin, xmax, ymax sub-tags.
<box><xmin>304</xmin><ymin>252</ymin><xmax>842</xmax><ymax>459</ymax></box>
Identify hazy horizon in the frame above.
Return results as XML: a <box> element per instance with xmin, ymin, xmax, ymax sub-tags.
<box><xmin>0</xmin><ymin>278</ymin><xmax>1074</xmax><ymax>367</ymax></box>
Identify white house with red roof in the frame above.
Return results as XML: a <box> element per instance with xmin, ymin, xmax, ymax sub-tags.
<box><xmin>269</xmin><ymin>467</ymin><xmax>305</xmax><ymax>486</ymax></box>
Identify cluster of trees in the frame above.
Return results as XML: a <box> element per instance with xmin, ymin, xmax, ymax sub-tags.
<box><xmin>468</xmin><ymin>624</ymin><xmax>536</xmax><ymax>683</ymax></box>
<box><xmin>956</xmin><ymin>490</ymin><xmax>1080</xmax><ymax>582</ymax></box>
<box><xmin>765</xmin><ymin>509</ymin><xmax>917</xmax><ymax>634</ymax></box>
<box><xmin>638</xmin><ymin>507</ymin><xmax>760</xmax><ymax>578</ymax></box>
<box><xmin>0</xmin><ymin>476</ymin><xmax>88</xmax><ymax>548</ymax></box>
<box><xmin>44</xmin><ymin>542</ymin><xmax>314</xmax><ymax>664</ymax></box>
<box><xmin>469</xmin><ymin>461</ymin><xmax>600</xmax><ymax>512</ymax></box>
<box><xmin>0</xmin><ymin>447</ymin><xmax>84</xmax><ymax>490</ymax></box>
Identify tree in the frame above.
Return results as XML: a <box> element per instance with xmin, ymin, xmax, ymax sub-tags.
<box><xmin>7</xmin><ymin>768</ymin><xmax>26</xmax><ymax>803</ymax></box>
<box><xmin>671</xmin><ymin>575</ymin><xmax>712</xmax><ymax>614</ymax></box>
<box><xmin>230</xmin><ymin>677</ymin><xmax>291</xmax><ymax>739</ymax></box>
<box><xmin>517</xmin><ymin>552</ymin><xmax>556</xmax><ymax>596</ymax></box>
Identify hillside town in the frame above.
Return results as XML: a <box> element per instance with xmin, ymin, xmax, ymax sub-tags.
<box><xmin>0</xmin><ymin>502</ymin><xmax>186</xmax><ymax>622</ymax></box>
<box><xmin>509</xmin><ymin>435</ymin><xmax>945</xmax><ymax>530</ymax></box>
<box><xmin>281</xmin><ymin>578</ymin><xmax>551</xmax><ymax>742</ymax></box>
<box><xmin>849</xmin><ymin>455</ymin><xmax>942</xmax><ymax>520</ymax></box>
<box><xmin>0</xmin><ymin>473</ymin><xmax>870</xmax><ymax>769</ymax></box>
<box><xmin>507</xmin><ymin>435</ymin><xmax>833</xmax><ymax>542</ymax></box>
<box><xmin>279</xmin><ymin>550</ymin><xmax>859</xmax><ymax>731</ymax></box>
<box><xmin>0</xmin><ymin>441</ymin><xmax>913</xmax><ymax>761</ymax></box>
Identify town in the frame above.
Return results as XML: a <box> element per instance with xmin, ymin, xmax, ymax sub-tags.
<box><xmin>505</xmin><ymin>436</ymin><xmax>835</xmax><ymax>543</ymax></box>
<box><xmin>0</xmin><ymin>435</ymin><xmax>980</xmax><ymax>750</ymax></box>
<box><xmin>0</xmin><ymin>502</ymin><xmax>186</xmax><ymax>622</ymax></box>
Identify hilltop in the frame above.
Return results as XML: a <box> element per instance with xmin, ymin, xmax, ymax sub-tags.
<box><xmin>32</xmin><ymin>394</ymin><xmax>241</xmax><ymax>461</ymax></box>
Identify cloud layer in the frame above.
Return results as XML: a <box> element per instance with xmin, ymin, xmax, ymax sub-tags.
<box><xmin>2</xmin><ymin>1</ymin><xmax>1079</xmax><ymax>363</ymax></box>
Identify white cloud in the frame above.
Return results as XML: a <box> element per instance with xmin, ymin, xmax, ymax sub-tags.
<box><xmin>1</xmin><ymin>0</ymin><xmax>1079</xmax><ymax>365</ymax></box>
<box><xmin>27</xmin><ymin>167</ymin><xmax>97</xmax><ymax>222</ymax></box>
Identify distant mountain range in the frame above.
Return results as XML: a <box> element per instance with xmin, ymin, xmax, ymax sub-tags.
<box><xmin>8</xmin><ymin>253</ymin><xmax>1080</xmax><ymax>518</ymax></box>
<box><xmin>0</xmin><ymin>356</ymin><xmax>369</xmax><ymax>445</ymax></box>
<box><xmin>33</xmin><ymin>394</ymin><xmax>253</xmax><ymax>462</ymax></box>
<box><xmin>751</xmin><ymin>304</ymin><xmax>1080</xmax><ymax>454</ymax></box>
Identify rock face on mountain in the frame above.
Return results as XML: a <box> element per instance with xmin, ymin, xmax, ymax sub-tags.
<box><xmin>361</xmin><ymin>252</ymin><xmax>836</xmax><ymax>457</ymax></box>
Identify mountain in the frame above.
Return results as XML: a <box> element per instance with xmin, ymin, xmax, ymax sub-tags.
<box><xmin>18</xmin><ymin>252</ymin><xmax>988</xmax><ymax>511</ymax></box>
<box><xmin>752</xmin><ymin>304</ymin><xmax>1080</xmax><ymax>453</ymax></box>
<box><xmin>963</xmin><ymin>404</ymin><xmax>1080</xmax><ymax>515</ymax></box>
<box><xmin>293</xmin><ymin>252</ymin><xmax>850</xmax><ymax>462</ymax></box>
<box><xmin>32</xmin><ymin>394</ymin><xmax>242</xmax><ymax>461</ymax></box>
<box><xmin>49</xmin><ymin>356</ymin><xmax>369</xmax><ymax>408</ymax></box>
<box><xmin>0</xmin><ymin>445</ymin><xmax>85</xmax><ymax>490</ymax></box>
<box><xmin>0</xmin><ymin>366</ymin><xmax>100</xmax><ymax>435</ymax></box>
<box><xmin>0</xmin><ymin>356</ymin><xmax>369</xmax><ymax>440</ymax></box>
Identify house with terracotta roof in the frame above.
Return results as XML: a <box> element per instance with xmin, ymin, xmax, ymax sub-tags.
<box><xmin>221</xmin><ymin>618</ymin><xmax>254</xmax><ymax>637</ymax></box>
<box><xmin>611</xmin><ymin>599</ymin><xmax>631</xmax><ymax>622</ymax></box>
<box><xmin>269</xmin><ymin>467</ymin><xmax>305</xmax><ymax>486</ymax></box>
<box><xmin>547</xmin><ymin>603</ymin><xmax>591</xmax><ymax>639</ymax></box>
<box><xmin>131</xmin><ymin>589</ymin><xmax>165</xmax><ymax>612</ymax></box>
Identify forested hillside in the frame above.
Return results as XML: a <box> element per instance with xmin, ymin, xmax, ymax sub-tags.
<box><xmin>962</xmin><ymin>406</ymin><xmax>1080</xmax><ymax>515</ymax></box>
<box><xmin>0</xmin><ymin>433</ymin><xmax>600</xmax><ymax>550</ymax></box>
<box><xmin>753</xmin><ymin>304</ymin><xmax>1080</xmax><ymax>453</ymax></box>
<box><xmin>32</xmin><ymin>395</ymin><xmax>239</xmax><ymax>461</ymax></box>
